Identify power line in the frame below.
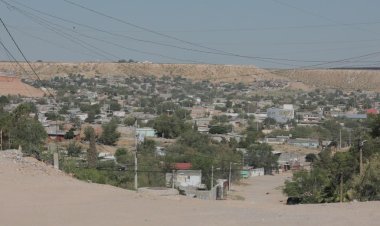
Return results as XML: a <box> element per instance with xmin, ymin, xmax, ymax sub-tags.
<box><xmin>2</xmin><ymin>0</ymin><xmax>289</xmax><ymax>65</ymax></box>
<box><xmin>2</xmin><ymin>0</ymin><xmax>203</xmax><ymax>64</ymax></box>
<box><xmin>3</xmin><ymin>1</ymin><xmax>380</xmax><ymax>72</ymax></box>
<box><xmin>0</xmin><ymin>37</ymin><xmax>36</xmax><ymax>97</ymax></box>
<box><xmin>7</xmin><ymin>0</ymin><xmax>328</xmax><ymax>64</ymax></box>
<box><xmin>60</xmin><ymin>0</ymin><xmax>332</xmax><ymax>65</ymax></box>
<box><xmin>0</xmin><ymin>17</ymin><xmax>55</xmax><ymax>98</ymax></box>
<box><xmin>6</xmin><ymin>0</ymin><xmax>211</xmax><ymax>61</ymax></box>
<box><xmin>7</xmin><ymin>25</ymin><xmax>110</xmax><ymax>59</ymax></box>
<box><xmin>5</xmin><ymin>0</ymin><xmax>373</xmax><ymax>66</ymax></box>
<box><xmin>271</xmin><ymin>0</ymin><xmax>379</xmax><ymax>35</ymax></box>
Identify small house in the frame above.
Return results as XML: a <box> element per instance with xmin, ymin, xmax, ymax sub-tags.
<box><xmin>288</xmin><ymin>138</ymin><xmax>319</xmax><ymax>148</ymax></box>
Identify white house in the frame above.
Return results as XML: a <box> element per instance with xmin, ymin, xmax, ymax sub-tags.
<box><xmin>113</xmin><ymin>111</ymin><xmax>126</xmax><ymax>117</ymax></box>
<box><xmin>173</xmin><ymin>170</ymin><xmax>202</xmax><ymax>188</ymax></box>
<box><xmin>76</xmin><ymin>113</ymin><xmax>88</xmax><ymax>121</ymax></box>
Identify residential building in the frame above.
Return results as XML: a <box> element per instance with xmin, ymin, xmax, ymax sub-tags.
<box><xmin>267</xmin><ymin>104</ymin><xmax>294</xmax><ymax>123</ymax></box>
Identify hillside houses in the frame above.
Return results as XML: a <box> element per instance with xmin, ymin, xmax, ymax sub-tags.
<box><xmin>2</xmin><ymin>73</ymin><xmax>380</xmax><ymax>163</ymax></box>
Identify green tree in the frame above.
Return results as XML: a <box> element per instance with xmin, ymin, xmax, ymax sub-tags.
<box><xmin>86</xmin><ymin>126</ymin><xmax>97</xmax><ymax>168</ymax></box>
<box><xmin>246</xmin><ymin>143</ymin><xmax>278</xmax><ymax>174</ymax></box>
<box><xmin>109</xmin><ymin>100</ymin><xmax>121</xmax><ymax>111</ymax></box>
<box><xmin>115</xmin><ymin>148</ymin><xmax>130</xmax><ymax>164</ymax></box>
<box><xmin>369</xmin><ymin>114</ymin><xmax>380</xmax><ymax>138</ymax></box>
<box><xmin>67</xmin><ymin>141</ymin><xmax>82</xmax><ymax>157</ymax></box>
<box><xmin>124</xmin><ymin>116</ymin><xmax>136</xmax><ymax>126</ymax></box>
<box><xmin>209</xmin><ymin>124</ymin><xmax>232</xmax><ymax>134</ymax></box>
<box><xmin>283</xmin><ymin>168</ymin><xmax>330</xmax><ymax>203</ymax></box>
<box><xmin>99</xmin><ymin>118</ymin><xmax>120</xmax><ymax>145</ymax></box>
<box><xmin>352</xmin><ymin>154</ymin><xmax>380</xmax><ymax>201</ymax></box>
<box><xmin>10</xmin><ymin>103</ymin><xmax>47</xmax><ymax>158</ymax></box>
<box><xmin>153</xmin><ymin>115</ymin><xmax>190</xmax><ymax>138</ymax></box>
<box><xmin>64</xmin><ymin>128</ymin><xmax>75</xmax><ymax>139</ymax></box>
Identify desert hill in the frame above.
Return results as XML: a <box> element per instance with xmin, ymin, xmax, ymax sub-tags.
<box><xmin>0</xmin><ymin>62</ymin><xmax>281</xmax><ymax>83</ymax></box>
<box><xmin>1</xmin><ymin>62</ymin><xmax>380</xmax><ymax>91</ymax></box>
<box><xmin>278</xmin><ymin>69</ymin><xmax>380</xmax><ymax>91</ymax></box>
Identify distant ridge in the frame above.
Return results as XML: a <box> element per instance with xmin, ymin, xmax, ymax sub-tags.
<box><xmin>1</xmin><ymin>62</ymin><xmax>380</xmax><ymax>91</ymax></box>
<box><xmin>279</xmin><ymin>69</ymin><xmax>380</xmax><ymax>91</ymax></box>
<box><xmin>0</xmin><ymin>62</ymin><xmax>284</xmax><ymax>84</ymax></box>
<box><xmin>330</xmin><ymin>67</ymin><xmax>380</xmax><ymax>71</ymax></box>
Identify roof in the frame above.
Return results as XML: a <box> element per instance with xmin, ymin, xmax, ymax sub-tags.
<box><xmin>366</xmin><ymin>108</ymin><xmax>379</xmax><ymax>115</ymax></box>
<box><xmin>288</xmin><ymin>138</ymin><xmax>319</xmax><ymax>144</ymax></box>
<box><xmin>176</xmin><ymin>170</ymin><xmax>201</xmax><ymax>176</ymax></box>
<box><xmin>174</xmin><ymin>163</ymin><xmax>192</xmax><ymax>170</ymax></box>
<box><xmin>345</xmin><ymin>114</ymin><xmax>367</xmax><ymax>119</ymax></box>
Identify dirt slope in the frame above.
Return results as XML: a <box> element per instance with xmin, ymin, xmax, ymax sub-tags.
<box><xmin>280</xmin><ymin>69</ymin><xmax>380</xmax><ymax>91</ymax></box>
<box><xmin>2</xmin><ymin>62</ymin><xmax>380</xmax><ymax>90</ymax></box>
<box><xmin>0</xmin><ymin>62</ymin><xmax>282</xmax><ymax>83</ymax></box>
<box><xmin>1</xmin><ymin>149</ymin><xmax>380</xmax><ymax>226</ymax></box>
<box><xmin>0</xmin><ymin>74</ymin><xmax>44</xmax><ymax>97</ymax></box>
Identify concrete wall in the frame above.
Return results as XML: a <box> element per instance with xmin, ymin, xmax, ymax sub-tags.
<box><xmin>251</xmin><ymin>168</ymin><xmax>265</xmax><ymax>177</ymax></box>
<box><xmin>182</xmin><ymin>185</ymin><xmax>220</xmax><ymax>200</ymax></box>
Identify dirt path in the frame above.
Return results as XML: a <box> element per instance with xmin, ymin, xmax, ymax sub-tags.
<box><xmin>1</xmin><ymin>151</ymin><xmax>380</xmax><ymax>226</ymax></box>
<box><xmin>231</xmin><ymin>172</ymin><xmax>291</xmax><ymax>205</ymax></box>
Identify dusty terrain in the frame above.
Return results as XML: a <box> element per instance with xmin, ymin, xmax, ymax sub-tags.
<box><xmin>2</xmin><ymin>62</ymin><xmax>380</xmax><ymax>91</ymax></box>
<box><xmin>0</xmin><ymin>62</ymin><xmax>281</xmax><ymax>83</ymax></box>
<box><xmin>1</xmin><ymin>149</ymin><xmax>379</xmax><ymax>226</ymax></box>
<box><xmin>0</xmin><ymin>74</ymin><xmax>44</xmax><ymax>97</ymax></box>
<box><xmin>279</xmin><ymin>69</ymin><xmax>380</xmax><ymax>91</ymax></box>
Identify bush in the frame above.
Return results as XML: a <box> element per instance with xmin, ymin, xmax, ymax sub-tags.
<box><xmin>305</xmin><ymin>153</ymin><xmax>317</xmax><ymax>162</ymax></box>
<box><xmin>67</xmin><ymin>142</ymin><xmax>82</xmax><ymax>157</ymax></box>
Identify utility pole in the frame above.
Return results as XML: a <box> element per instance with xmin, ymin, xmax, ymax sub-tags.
<box><xmin>134</xmin><ymin>121</ymin><xmax>138</xmax><ymax>191</ymax></box>
<box><xmin>339</xmin><ymin>129</ymin><xmax>342</xmax><ymax>149</ymax></box>
<box><xmin>172</xmin><ymin>169</ymin><xmax>175</xmax><ymax>189</ymax></box>
<box><xmin>55</xmin><ymin>106</ymin><xmax>59</xmax><ymax>169</ymax></box>
<box><xmin>340</xmin><ymin>172</ymin><xmax>343</xmax><ymax>203</ymax></box>
<box><xmin>211</xmin><ymin>165</ymin><xmax>214</xmax><ymax>188</ymax></box>
<box><xmin>349</xmin><ymin>130</ymin><xmax>351</xmax><ymax>147</ymax></box>
<box><xmin>0</xmin><ymin>129</ymin><xmax>2</xmax><ymax>150</ymax></box>
<box><xmin>228</xmin><ymin>162</ymin><xmax>232</xmax><ymax>191</ymax></box>
<box><xmin>359</xmin><ymin>140</ymin><xmax>367</xmax><ymax>176</ymax></box>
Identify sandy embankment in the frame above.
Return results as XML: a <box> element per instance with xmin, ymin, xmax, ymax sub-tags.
<box><xmin>0</xmin><ymin>150</ymin><xmax>379</xmax><ymax>226</ymax></box>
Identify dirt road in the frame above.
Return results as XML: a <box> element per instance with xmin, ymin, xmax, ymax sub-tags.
<box><xmin>1</xmin><ymin>150</ymin><xmax>379</xmax><ymax>226</ymax></box>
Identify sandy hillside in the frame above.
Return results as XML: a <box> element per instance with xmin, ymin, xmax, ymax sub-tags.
<box><xmin>280</xmin><ymin>69</ymin><xmax>380</xmax><ymax>91</ymax></box>
<box><xmin>0</xmin><ymin>149</ymin><xmax>379</xmax><ymax>226</ymax></box>
<box><xmin>0</xmin><ymin>62</ymin><xmax>282</xmax><ymax>83</ymax></box>
<box><xmin>0</xmin><ymin>75</ymin><xmax>44</xmax><ymax>97</ymax></box>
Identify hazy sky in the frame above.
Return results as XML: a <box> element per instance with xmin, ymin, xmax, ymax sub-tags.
<box><xmin>1</xmin><ymin>0</ymin><xmax>380</xmax><ymax>68</ymax></box>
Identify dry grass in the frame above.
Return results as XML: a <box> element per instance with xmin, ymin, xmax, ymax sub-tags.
<box><xmin>280</xmin><ymin>69</ymin><xmax>380</xmax><ymax>91</ymax></box>
<box><xmin>0</xmin><ymin>62</ymin><xmax>283</xmax><ymax>83</ymax></box>
<box><xmin>2</xmin><ymin>62</ymin><xmax>380</xmax><ymax>91</ymax></box>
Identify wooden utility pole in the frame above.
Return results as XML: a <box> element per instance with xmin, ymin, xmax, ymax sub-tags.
<box><xmin>172</xmin><ymin>169</ymin><xmax>175</xmax><ymax>189</ymax></box>
<box><xmin>359</xmin><ymin>140</ymin><xmax>366</xmax><ymax>175</ymax></box>
<box><xmin>340</xmin><ymin>173</ymin><xmax>343</xmax><ymax>203</ymax></box>
<box><xmin>134</xmin><ymin>121</ymin><xmax>138</xmax><ymax>191</ymax></box>
<box><xmin>360</xmin><ymin>145</ymin><xmax>363</xmax><ymax>175</ymax></box>
<box><xmin>211</xmin><ymin>165</ymin><xmax>214</xmax><ymax>188</ymax></box>
<box><xmin>228</xmin><ymin>162</ymin><xmax>232</xmax><ymax>191</ymax></box>
<box><xmin>0</xmin><ymin>129</ymin><xmax>2</xmax><ymax>150</ymax></box>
